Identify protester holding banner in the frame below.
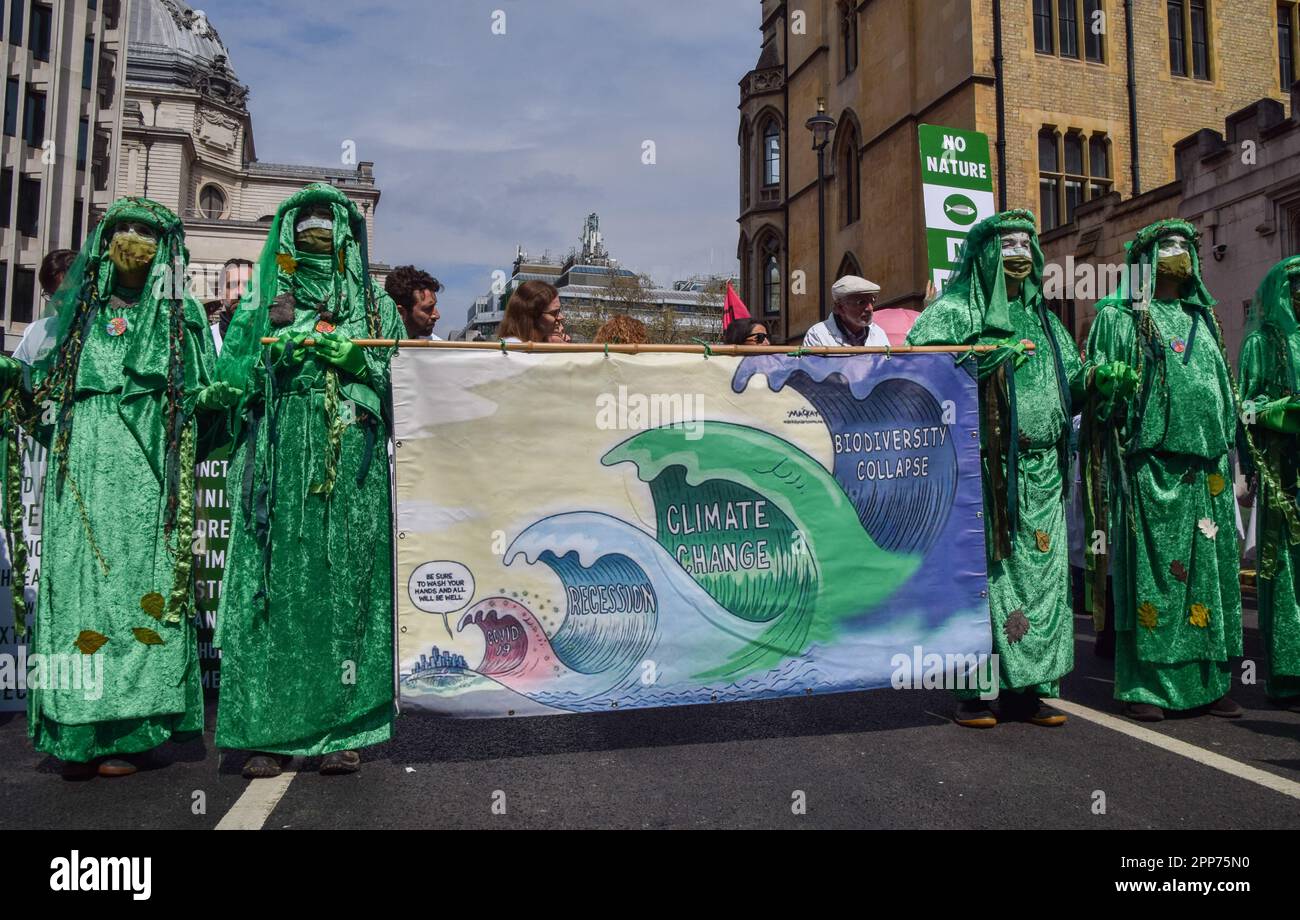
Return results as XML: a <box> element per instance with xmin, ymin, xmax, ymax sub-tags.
<box><xmin>1084</xmin><ymin>219</ymin><xmax>1242</xmax><ymax>723</ymax></box>
<box><xmin>906</xmin><ymin>210</ymin><xmax>1090</xmax><ymax>729</ymax></box>
<box><xmin>1236</xmin><ymin>256</ymin><xmax>1300</xmax><ymax>712</ymax></box>
<box><xmin>214</xmin><ymin>184</ymin><xmax>402</xmax><ymax>778</ymax></box>
<box><xmin>803</xmin><ymin>276</ymin><xmax>890</xmax><ymax>348</ymax></box>
<box><xmin>22</xmin><ymin>197</ymin><xmax>230</xmax><ymax>778</ymax></box>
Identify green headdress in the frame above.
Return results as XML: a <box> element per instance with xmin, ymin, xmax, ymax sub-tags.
<box><xmin>218</xmin><ymin>183</ymin><xmax>386</xmax><ymax>423</ymax></box>
<box><xmin>1243</xmin><ymin>254</ymin><xmax>1300</xmax><ymax>394</ymax></box>
<box><xmin>936</xmin><ymin>209</ymin><xmax>1045</xmax><ymax>338</ymax></box>
<box><xmin>24</xmin><ymin>196</ymin><xmax>208</xmax><ymax>626</ymax></box>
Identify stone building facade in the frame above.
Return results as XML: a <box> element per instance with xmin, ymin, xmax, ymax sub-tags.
<box><xmin>739</xmin><ymin>1</ymin><xmax>1296</xmax><ymax>342</ymax></box>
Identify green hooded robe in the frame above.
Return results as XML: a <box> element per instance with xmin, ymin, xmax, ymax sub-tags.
<box><xmin>23</xmin><ymin>197</ymin><xmax>216</xmax><ymax>763</ymax></box>
<box><xmin>1084</xmin><ymin>219</ymin><xmax>1241</xmax><ymax>710</ymax></box>
<box><xmin>214</xmin><ymin>184</ymin><xmax>401</xmax><ymax>757</ymax></box>
<box><xmin>1237</xmin><ymin>256</ymin><xmax>1300</xmax><ymax>699</ymax></box>
<box><xmin>906</xmin><ymin>210</ymin><xmax>1082</xmax><ymax>697</ymax></box>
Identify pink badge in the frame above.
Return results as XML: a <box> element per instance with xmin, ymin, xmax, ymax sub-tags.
<box><xmin>107</xmin><ymin>317</ymin><xmax>128</xmax><ymax>337</ymax></box>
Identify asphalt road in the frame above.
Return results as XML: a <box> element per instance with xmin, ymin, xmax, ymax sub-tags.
<box><xmin>2</xmin><ymin>605</ymin><xmax>1297</xmax><ymax>830</ymax></box>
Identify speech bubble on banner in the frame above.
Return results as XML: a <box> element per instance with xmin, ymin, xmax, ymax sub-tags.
<box><xmin>408</xmin><ymin>561</ymin><xmax>476</xmax><ymax>638</ymax></box>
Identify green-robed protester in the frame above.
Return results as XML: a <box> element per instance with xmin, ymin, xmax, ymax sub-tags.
<box><xmin>215</xmin><ymin>184</ymin><xmax>402</xmax><ymax>778</ymax></box>
<box><xmin>1083</xmin><ymin>219</ymin><xmax>1243</xmax><ymax>722</ymax></box>
<box><xmin>1237</xmin><ymin>256</ymin><xmax>1300</xmax><ymax>712</ymax></box>
<box><xmin>22</xmin><ymin>198</ymin><xmax>229</xmax><ymax>778</ymax></box>
<box><xmin>906</xmin><ymin>210</ymin><xmax>1112</xmax><ymax>728</ymax></box>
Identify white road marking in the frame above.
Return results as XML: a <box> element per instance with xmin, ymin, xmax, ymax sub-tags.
<box><xmin>215</xmin><ymin>764</ymin><xmax>299</xmax><ymax>830</ymax></box>
<box><xmin>1052</xmin><ymin>698</ymin><xmax>1300</xmax><ymax>802</ymax></box>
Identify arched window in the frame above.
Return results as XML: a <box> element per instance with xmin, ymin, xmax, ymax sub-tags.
<box><xmin>759</xmin><ymin>234</ymin><xmax>782</xmax><ymax>317</ymax></box>
<box><xmin>198</xmin><ymin>183</ymin><xmax>226</xmax><ymax>219</ymax></box>
<box><xmin>762</xmin><ymin>119</ymin><xmax>781</xmax><ymax>188</ymax></box>
<box><xmin>737</xmin><ymin>233</ymin><xmax>750</xmax><ymax>299</ymax></box>
<box><xmin>840</xmin><ymin>1</ymin><xmax>858</xmax><ymax>76</ymax></box>
<box><xmin>836</xmin><ymin>119</ymin><xmax>860</xmax><ymax>227</ymax></box>
<box><xmin>836</xmin><ymin>252</ymin><xmax>862</xmax><ymax>282</ymax></box>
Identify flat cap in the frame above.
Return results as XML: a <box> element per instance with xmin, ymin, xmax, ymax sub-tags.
<box><xmin>832</xmin><ymin>275</ymin><xmax>881</xmax><ymax>300</ymax></box>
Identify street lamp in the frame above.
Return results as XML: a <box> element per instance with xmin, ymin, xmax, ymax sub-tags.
<box><xmin>805</xmin><ymin>98</ymin><xmax>837</xmax><ymax>320</ymax></box>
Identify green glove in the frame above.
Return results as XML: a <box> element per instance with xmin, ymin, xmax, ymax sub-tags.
<box><xmin>269</xmin><ymin>332</ymin><xmax>310</xmax><ymax>367</ymax></box>
<box><xmin>196</xmin><ymin>381</ymin><xmax>243</xmax><ymax>411</ymax></box>
<box><xmin>314</xmin><ymin>332</ymin><xmax>368</xmax><ymax>379</ymax></box>
<box><xmin>1254</xmin><ymin>396</ymin><xmax>1300</xmax><ymax>433</ymax></box>
<box><xmin>1094</xmin><ymin>361</ymin><xmax>1140</xmax><ymax>400</ymax></box>
<box><xmin>995</xmin><ymin>338</ymin><xmax>1034</xmax><ymax>369</ymax></box>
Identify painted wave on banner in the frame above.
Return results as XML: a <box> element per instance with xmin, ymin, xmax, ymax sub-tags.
<box><xmin>396</xmin><ymin>351</ymin><xmax>990</xmax><ymax>717</ymax></box>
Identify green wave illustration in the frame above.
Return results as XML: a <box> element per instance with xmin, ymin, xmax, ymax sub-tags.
<box><xmin>603</xmin><ymin>423</ymin><xmax>921</xmax><ymax>680</ymax></box>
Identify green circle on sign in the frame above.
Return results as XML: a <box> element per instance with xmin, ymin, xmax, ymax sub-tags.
<box><xmin>943</xmin><ymin>193</ymin><xmax>979</xmax><ymax>226</ymax></box>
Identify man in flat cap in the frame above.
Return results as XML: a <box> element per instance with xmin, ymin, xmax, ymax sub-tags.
<box><xmin>803</xmin><ymin>275</ymin><xmax>891</xmax><ymax>348</ymax></box>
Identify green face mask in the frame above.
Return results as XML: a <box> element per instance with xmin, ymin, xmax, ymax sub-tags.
<box><xmin>1000</xmin><ymin>231</ymin><xmax>1033</xmax><ymax>281</ymax></box>
<box><xmin>107</xmin><ymin>232</ymin><xmax>158</xmax><ymax>277</ymax></box>
<box><xmin>295</xmin><ymin>211</ymin><xmax>334</xmax><ymax>254</ymax></box>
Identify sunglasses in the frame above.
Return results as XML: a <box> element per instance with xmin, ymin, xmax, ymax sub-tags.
<box><xmin>746</xmin><ymin>333</ymin><xmax>771</xmax><ymax>344</ymax></box>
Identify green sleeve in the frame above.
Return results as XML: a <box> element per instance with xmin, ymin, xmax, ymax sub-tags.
<box><xmin>905</xmin><ymin>296</ymin><xmax>981</xmax><ymax>347</ymax></box>
<box><xmin>1237</xmin><ymin>332</ymin><xmax>1270</xmax><ymax>407</ymax></box>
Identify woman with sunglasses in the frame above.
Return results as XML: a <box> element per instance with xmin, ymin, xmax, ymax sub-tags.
<box><xmin>500</xmin><ymin>281</ymin><xmax>563</xmax><ymax>343</ymax></box>
<box><xmin>722</xmin><ymin>318</ymin><xmax>771</xmax><ymax>346</ymax></box>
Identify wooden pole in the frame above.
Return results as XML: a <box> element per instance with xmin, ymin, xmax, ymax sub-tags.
<box><xmin>259</xmin><ymin>338</ymin><xmax>1000</xmax><ymax>356</ymax></box>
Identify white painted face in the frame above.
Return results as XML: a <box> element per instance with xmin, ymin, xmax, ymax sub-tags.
<box><xmin>1156</xmin><ymin>234</ymin><xmax>1190</xmax><ymax>260</ymax></box>
<box><xmin>1000</xmin><ymin>231</ymin><xmax>1032</xmax><ymax>261</ymax></box>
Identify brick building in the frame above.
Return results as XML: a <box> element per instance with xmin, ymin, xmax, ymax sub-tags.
<box><xmin>739</xmin><ymin>1</ymin><xmax>1296</xmax><ymax>342</ymax></box>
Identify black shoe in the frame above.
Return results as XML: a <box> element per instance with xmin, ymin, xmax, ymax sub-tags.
<box><xmin>1028</xmin><ymin>701</ymin><xmax>1068</xmax><ymax>727</ymax></box>
<box><xmin>954</xmin><ymin>700</ymin><xmax>997</xmax><ymax>729</ymax></box>
<box><xmin>320</xmin><ymin>750</ymin><xmax>361</xmax><ymax>775</ymax></box>
<box><xmin>1123</xmin><ymin>702</ymin><xmax>1165</xmax><ymax>723</ymax></box>
<box><xmin>242</xmin><ymin>753</ymin><xmax>288</xmax><ymax>779</ymax></box>
<box><xmin>1268</xmin><ymin>695</ymin><xmax>1300</xmax><ymax>714</ymax></box>
<box><xmin>1209</xmin><ymin>695</ymin><xmax>1244</xmax><ymax>718</ymax></box>
<box><xmin>61</xmin><ymin>760</ymin><xmax>97</xmax><ymax>780</ymax></box>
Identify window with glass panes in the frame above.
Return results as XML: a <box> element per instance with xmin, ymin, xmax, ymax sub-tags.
<box><xmin>762</xmin><ymin>120</ymin><xmax>780</xmax><ymax>187</ymax></box>
<box><xmin>1039</xmin><ymin>127</ymin><xmax>1113</xmax><ymax>231</ymax></box>
<box><xmin>1281</xmin><ymin>4</ymin><xmax>1297</xmax><ymax>89</ymax></box>
<box><xmin>1034</xmin><ymin>0</ymin><xmax>1105</xmax><ymax>63</ymax></box>
<box><xmin>1169</xmin><ymin>0</ymin><xmax>1210</xmax><ymax>79</ymax></box>
<box><xmin>839</xmin><ymin>1</ymin><xmax>857</xmax><ymax>77</ymax></box>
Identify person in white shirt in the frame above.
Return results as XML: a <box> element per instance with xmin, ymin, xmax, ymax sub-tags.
<box><xmin>385</xmin><ymin>265</ymin><xmax>444</xmax><ymax>341</ymax></box>
<box><xmin>802</xmin><ymin>275</ymin><xmax>891</xmax><ymax>348</ymax></box>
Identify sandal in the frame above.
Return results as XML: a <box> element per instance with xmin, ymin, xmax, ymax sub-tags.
<box><xmin>319</xmin><ymin>750</ymin><xmax>361</xmax><ymax>775</ymax></box>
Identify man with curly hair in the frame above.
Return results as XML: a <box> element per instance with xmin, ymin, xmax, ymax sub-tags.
<box><xmin>384</xmin><ymin>265</ymin><xmax>443</xmax><ymax>340</ymax></box>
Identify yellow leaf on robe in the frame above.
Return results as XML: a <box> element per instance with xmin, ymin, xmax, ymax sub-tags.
<box><xmin>1138</xmin><ymin>602</ymin><xmax>1159</xmax><ymax>630</ymax></box>
<box><xmin>140</xmin><ymin>593</ymin><xmax>165</xmax><ymax>620</ymax></box>
<box><xmin>74</xmin><ymin>631</ymin><xmax>109</xmax><ymax>655</ymax></box>
<box><xmin>1188</xmin><ymin>603</ymin><xmax>1211</xmax><ymax>629</ymax></box>
<box><xmin>1207</xmin><ymin>473</ymin><xmax>1226</xmax><ymax>497</ymax></box>
<box><xmin>132</xmin><ymin>628</ymin><xmax>166</xmax><ymax>646</ymax></box>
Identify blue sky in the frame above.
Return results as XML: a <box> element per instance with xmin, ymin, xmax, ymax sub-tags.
<box><xmin>211</xmin><ymin>0</ymin><xmax>758</xmax><ymax>334</ymax></box>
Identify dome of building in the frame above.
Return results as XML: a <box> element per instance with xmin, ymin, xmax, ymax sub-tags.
<box><xmin>127</xmin><ymin>0</ymin><xmax>249</xmax><ymax>108</ymax></box>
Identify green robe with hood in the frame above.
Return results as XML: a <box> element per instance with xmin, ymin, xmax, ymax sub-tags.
<box><xmin>1084</xmin><ymin>219</ymin><xmax>1242</xmax><ymax>710</ymax></box>
<box><xmin>1237</xmin><ymin>256</ymin><xmax>1300</xmax><ymax>699</ymax></box>
<box><xmin>907</xmin><ymin>210</ymin><xmax>1082</xmax><ymax>698</ymax></box>
<box><xmin>23</xmin><ymin>198</ymin><xmax>216</xmax><ymax>762</ymax></box>
<box><xmin>214</xmin><ymin>184</ymin><xmax>401</xmax><ymax>757</ymax></box>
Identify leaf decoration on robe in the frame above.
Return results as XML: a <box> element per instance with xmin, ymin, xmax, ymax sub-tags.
<box><xmin>140</xmin><ymin>593</ymin><xmax>166</xmax><ymax>620</ymax></box>
<box><xmin>1170</xmin><ymin>561</ymin><xmax>1188</xmax><ymax>583</ymax></box>
<box><xmin>1004</xmin><ymin>610</ymin><xmax>1030</xmax><ymax>644</ymax></box>
<box><xmin>74</xmin><ymin>631</ymin><xmax>109</xmax><ymax>655</ymax></box>
<box><xmin>276</xmin><ymin>253</ymin><xmax>298</xmax><ymax>275</ymax></box>
<box><xmin>1188</xmin><ymin>603</ymin><xmax>1211</xmax><ymax>629</ymax></box>
<box><xmin>1035</xmin><ymin>530</ymin><xmax>1051</xmax><ymax>553</ymax></box>
<box><xmin>132</xmin><ymin>628</ymin><xmax>166</xmax><ymax>646</ymax></box>
<box><xmin>1138</xmin><ymin>602</ymin><xmax>1159</xmax><ymax>630</ymax></box>
<box><xmin>1207</xmin><ymin>473</ymin><xmax>1226</xmax><ymax>497</ymax></box>
<box><xmin>1198</xmin><ymin>518</ymin><xmax>1219</xmax><ymax>540</ymax></box>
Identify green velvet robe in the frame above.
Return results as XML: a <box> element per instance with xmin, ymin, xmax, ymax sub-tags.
<box><xmin>909</xmin><ymin>293</ymin><xmax>1082</xmax><ymax>697</ymax></box>
<box><xmin>27</xmin><ymin>292</ymin><xmax>215</xmax><ymax>762</ymax></box>
<box><xmin>214</xmin><ymin>292</ymin><xmax>402</xmax><ymax>757</ymax></box>
<box><xmin>1088</xmin><ymin>298</ymin><xmax>1242</xmax><ymax>709</ymax></box>
<box><xmin>1238</xmin><ymin>325</ymin><xmax>1300</xmax><ymax>699</ymax></box>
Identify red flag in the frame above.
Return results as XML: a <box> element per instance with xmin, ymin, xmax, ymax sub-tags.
<box><xmin>723</xmin><ymin>281</ymin><xmax>751</xmax><ymax>328</ymax></box>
